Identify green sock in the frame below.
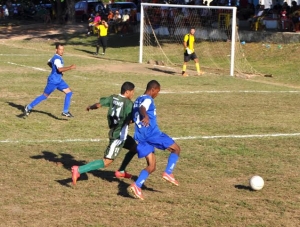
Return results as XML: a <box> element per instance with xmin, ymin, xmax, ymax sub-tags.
<box><xmin>118</xmin><ymin>151</ymin><xmax>136</xmax><ymax>172</ymax></box>
<box><xmin>78</xmin><ymin>159</ymin><xmax>105</xmax><ymax>174</ymax></box>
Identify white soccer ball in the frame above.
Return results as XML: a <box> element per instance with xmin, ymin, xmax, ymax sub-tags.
<box><xmin>249</xmin><ymin>175</ymin><xmax>264</xmax><ymax>191</ymax></box>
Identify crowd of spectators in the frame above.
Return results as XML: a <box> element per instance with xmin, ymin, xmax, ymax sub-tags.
<box><xmin>138</xmin><ymin>0</ymin><xmax>300</xmax><ymax>32</ymax></box>
<box><xmin>0</xmin><ymin>0</ymin><xmax>52</xmax><ymax>23</ymax></box>
<box><xmin>2</xmin><ymin>0</ymin><xmax>300</xmax><ymax>33</ymax></box>
<box><xmin>244</xmin><ymin>1</ymin><xmax>300</xmax><ymax>31</ymax></box>
<box><xmin>87</xmin><ymin>6</ymin><xmax>139</xmax><ymax>34</ymax></box>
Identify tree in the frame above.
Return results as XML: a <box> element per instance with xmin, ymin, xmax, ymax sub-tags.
<box><xmin>52</xmin><ymin>0</ymin><xmax>75</xmax><ymax>24</ymax></box>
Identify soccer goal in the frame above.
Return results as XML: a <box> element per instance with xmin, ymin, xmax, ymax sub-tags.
<box><xmin>139</xmin><ymin>3</ymin><xmax>257</xmax><ymax>77</ymax></box>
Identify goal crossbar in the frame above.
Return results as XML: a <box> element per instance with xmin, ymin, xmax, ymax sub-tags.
<box><xmin>139</xmin><ymin>3</ymin><xmax>238</xmax><ymax>76</ymax></box>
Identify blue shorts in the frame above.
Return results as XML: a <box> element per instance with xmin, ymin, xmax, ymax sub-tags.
<box><xmin>136</xmin><ymin>132</ymin><xmax>175</xmax><ymax>158</ymax></box>
<box><xmin>44</xmin><ymin>79</ymin><xmax>69</xmax><ymax>95</ymax></box>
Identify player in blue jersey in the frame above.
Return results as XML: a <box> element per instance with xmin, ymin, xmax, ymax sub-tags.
<box><xmin>127</xmin><ymin>80</ymin><xmax>181</xmax><ymax>200</ymax></box>
<box><xmin>23</xmin><ymin>43</ymin><xmax>76</xmax><ymax>118</ymax></box>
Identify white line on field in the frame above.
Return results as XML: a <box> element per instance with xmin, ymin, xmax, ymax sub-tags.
<box><xmin>1</xmin><ymin>132</ymin><xmax>300</xmax><ymax>144</ymax></box>
<box><xmin>0</xmin><ymin>138</ymin><xmax>107</xmax><ymax>144</ymax></box>
<box><xmin>0</xmin><ymin>54</ymin><xmax>48</xmax><ymax>56</ymax></box>
<box><xmin>5</xmin><ymin>62</ymin><xmax>300</xmax><ymax>94</ymax></box>
<box><xmin>160</xmin><ymin>90</ymin><xmax>300</xmax><ymax>94</ymax></box>
<box><xmin>173</xmin><ymin>133</ymin><xmax>300</xmax><ymax>140</ymax></box>
<box><xmin>6</xmin><ymin>61</ymin><xmax>49</xmax><ymax>72</ymax></box>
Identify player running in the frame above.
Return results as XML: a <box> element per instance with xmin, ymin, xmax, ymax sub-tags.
<box><xmin>71</xmin><ymin>81</ymin><xmax>137</xmax><ymax>185</ymax></box>
<box><xmin>127</xmin><ymin>80</ymin><xmax>181</xmax><ymax>200</ymax></box>
<box><xmin>23</xmin><ymin>43</ymin><xmax>76</xmax><ymax>118</ymax></box>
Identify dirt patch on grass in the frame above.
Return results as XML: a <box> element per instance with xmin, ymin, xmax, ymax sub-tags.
<box><xmin>0</xmin><ymin>22</ymin><xmax>182</xmax><ymax>77</ymax></box>
<box><xmin>0</xmin><ymin>23</ymin><xmax>86</xmax><ymax>40</ymax></box>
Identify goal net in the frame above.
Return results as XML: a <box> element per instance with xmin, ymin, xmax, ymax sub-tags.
<box><xmin>139</xmin><ymin>3</ymin><xmax>257</xmax><ymax>77</ymax></box>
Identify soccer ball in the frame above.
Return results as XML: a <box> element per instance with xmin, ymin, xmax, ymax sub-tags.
<box><xmin>249</xmin><ymin>175</ymin><xmax>264</xmax><ymax>191</ymax></box>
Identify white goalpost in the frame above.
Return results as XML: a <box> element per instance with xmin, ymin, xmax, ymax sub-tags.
<box><xmin>139</xmin><ymin>3</ymin><xmax>256</xmax><ymax>77</ymax></box>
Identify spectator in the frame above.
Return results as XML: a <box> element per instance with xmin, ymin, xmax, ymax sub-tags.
<box><xmin>248</xmin><ymin>5</ymin><xmax>265</xmax><ymax>30</ymax></box>
<box><xmin>290</xmin><ymin>1</ymin><xmax>299</xmax><ymax>14</ymax></box>
<box><xmin>87</xmin><ymin>12</ymin><xmax>101</xmax><ymax>35</ymax></box>
<box><xmin>279</xmin><ymin>5</ymin><xmax>292</xmax><ymax>31</ymax></box>
<box><xmin>107</xmin><ymin>9</ymin><xmax>114</xmax><ymax>21</ymax></box>
<box><xmin>121</xmin><ymin>9</ymin><xmax>130</xmax><ymax>33</ymax></box>
<box><xmin>4</xmin><ymin>6</ymin><xmax>9</xmax><ymax>18</ymax></box>
<box><xmin>129</xmin><ymin>9</ymin><xmax>137</xmax><ymax>25</ymax></box>
<box><xmin>117</xmin><ymin>7</ymin><xmax>123</xmax><ymax>16</ymax></box>
<box><xmin>291</xmin><ymin>11</ymin><xmax>300</xmax><ymax>32</ymax></box>
<box><xmin>112</xmin><ymin>10</ymin><xmax>122</xmax><ymax>33</ymax></box>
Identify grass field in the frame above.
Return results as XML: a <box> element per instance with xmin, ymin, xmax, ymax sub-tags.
<box><xmin>0</xmin><ymin>30</ymin><xmax>300</xmax><ymax>227</ymax></box>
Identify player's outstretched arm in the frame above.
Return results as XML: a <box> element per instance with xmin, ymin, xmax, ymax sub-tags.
<box><xmin>86</xmin><ymin>103</ymin><xmax>101</xmax><ymax>111</ymax></box>
<box><xmin>57</xmin><ymin>64</ymin><xmax>76</xmax><ymax>73</ymax></box>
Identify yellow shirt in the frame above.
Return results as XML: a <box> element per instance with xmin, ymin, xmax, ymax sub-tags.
<box><xmin>183</xmin><ymin>34</ymin><xmax>195</xmax><ymax>53</ymax></box>
<box><xmin>96</xmin><ymin>24</ymin><xmax>108</xmax><ymax>37</ymax></box>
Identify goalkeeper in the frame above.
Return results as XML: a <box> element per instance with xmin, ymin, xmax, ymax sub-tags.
<box><xmin>182</xmin><ymin>28</ymin><xmax>203</xmax><ymax>77</ymax></box>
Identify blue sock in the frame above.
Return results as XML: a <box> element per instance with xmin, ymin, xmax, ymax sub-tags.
<box><xmin>28</xmin><ymin>94</ymin><xmax>47</xmax><ymax>110</ymax></box>
<box><xmin>63</xmin><ymin>92</ymin><xmax>73</xmax><ymax>113</ymax></box>
<box><xmin>135</xmin><ymin>169</ymin><xmax>149</xmax><ymax>188</ymax></box>
<box><xmin>165</xmin><ymin>153</ymin><xmax>179</xmax><ymax>174</ymax></box>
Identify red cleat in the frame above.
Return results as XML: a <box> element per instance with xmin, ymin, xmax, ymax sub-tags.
<box><xmin>127</xmin><ymin>183</ymin><xmax>144</xmax><ymax>200</ymax></box>
<box><xmin>115</xmin><ymin>170</ymin><xmax>132</xmax><ymax>179</ymax></box>
<box><xmin>71</xmin><ymin>166</ymin><xmax>80</xmax><ymax>185</ymax></box>
<box><xmin>162</xmin><ymin>172</ymin><xmax>179</xmax><ymax>186</ymax></box>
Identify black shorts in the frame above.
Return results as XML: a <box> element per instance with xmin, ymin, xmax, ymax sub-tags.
<box><xmin>104</xmin><ymin>134</ymin><xmax>136</xmax><ymax>160</ymax></box>
<box><xmin>97</xmin><ymin>36</ymin><xmax>108</xmax><ymax>47</ymax></box>
<box><xmin>123</xmin><ymin>135</ymin><xmax>136</xmax><ymax>150</ymax></box>
<box><xmin>184</xmin><ymin>52</ymin><xmax>198</xmax><ymax>62</ymax></box>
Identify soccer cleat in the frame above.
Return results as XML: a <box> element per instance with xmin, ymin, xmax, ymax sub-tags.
<box><xmin>115</xmin><ymin>170</ymin><xmax>132</xmax><ymax>179</ymax></box>
<box><xmin>101</xmin><ymin>53</ymin><xmax>105</xmax><ymax>55</ymax></box>
<box><xmin>162</xmin><ymin>172</ymin><xmax>179</xmax><ymax>186</ymax></box>
<box><xmin>23</xmin><ymin>105</ymin><xmax>31</xmax><ymax>117</ymax></box>
<box><xmin>71</xmin><ymin>166</ymin><xmax>80</xmax><ymax>185</ymax></box>
<box><xmin>127</xmin><ymin>183</ymin><xmax>144</xmax><ymax>200</ymax></box>
<box><xmin>182</xmin><ymin>72</ymin><xmax>188</xmax><ymax>77</ymax></box>
<box><xmin>93</xmin><ymin>52</ymin><xmax>98</xmax><ymax>55</ymax></box>
<box><xmin>61</xmin><ymin>112</ymin><xmax>74</xmax><ymax>118</ymax></box>
<box><xmin>197</xmin><ymin>71</ymin><xmax>205</xmax><ymax>76</ymax></box>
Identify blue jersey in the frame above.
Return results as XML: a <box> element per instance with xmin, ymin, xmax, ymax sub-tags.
<box><xmin>48</xmin><ymin>54</ymin><xmax>64</xmax><ymax>84</ymax></box>
<box><xmin>132</xmin><ymin>94</ymin><xmax>162</xmax><ymax>142</ymax></box>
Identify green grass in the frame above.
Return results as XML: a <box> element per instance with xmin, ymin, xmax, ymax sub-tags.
<box><xmin>0</xmin><ymin>30</ymin><xmax>300</xmax><ymax>227</ymax></box>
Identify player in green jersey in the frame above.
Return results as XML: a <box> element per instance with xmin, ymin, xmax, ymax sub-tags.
<box><xmin>71</xmin><ymin>81</ymin><xmax>137</xmax><ymax>185</ymax></box>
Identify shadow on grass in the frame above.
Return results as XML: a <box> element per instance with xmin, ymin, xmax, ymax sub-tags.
<box><xmin>73</xmin><ymin>47</ymin><xmax>137</xmax><ymax>63</ymax></box>
<box><xmin>147</xmin><ymin>67</ymin><xmax>177</xmax><ymax>75</ymax></box>
<box><xmin>6</xmin><ymin>101</ymin><xmax>68</xmax><ymax>120</ymax></box>
<box><xmin>23</xmin><ymin>31</ymin><xmax>139</xmax><ymax>49</ymax></box>
<box><xmin>234</xmin><ymin>184</ymin><xmax>253</xmax><ymax>191</ymax></box>
<box><xmin>30</xmin><ymin>150</ymin><xmax>158</xmax><ymax>197</ymax></box>
<box><xmin>74</xmin><ymin>48</ymin><xmax>95</xmax><ymax>55</ymax></box>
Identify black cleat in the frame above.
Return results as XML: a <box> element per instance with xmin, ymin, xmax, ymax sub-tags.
<box><xmin>23</xmin><ymin>105</ymin><xmax>31</xmax><ymax>117</ymax></box>
<box><xmin>61</xmin><ymin>112</ymin><xmax>74</xmax><ymax>118</ymax></box>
